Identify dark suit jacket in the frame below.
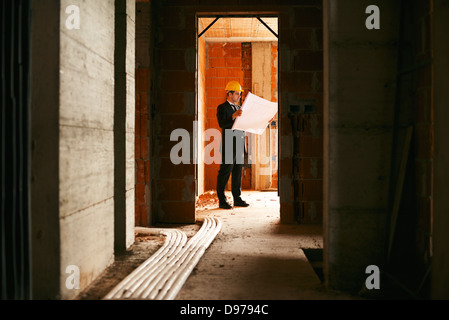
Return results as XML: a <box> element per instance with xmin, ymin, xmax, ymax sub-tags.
<box><xmin>216</xmin><ymin>101</ymin><xmax>246</xmax><ymax>158</ymax></box>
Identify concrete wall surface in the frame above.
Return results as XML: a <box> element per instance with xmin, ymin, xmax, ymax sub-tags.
<box><xmin>58</xmin><ymin>0</ymin><xmax>116</xmax><ymax>299</ymax></box>
<box><xmin>432</xmin><ymin>0</ymin><xmax>449</xmax><ymax>300</ymax></box>
<box><xmin>323</xmin><ymin>0</ymin><xmax>400</xmax><ymax>292</ymax></box>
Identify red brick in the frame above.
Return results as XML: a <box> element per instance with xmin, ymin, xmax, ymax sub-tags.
<box><xmin>209</xmin><ymin>47</ymin><xmax>224</xmax><ymax>58</ymax></box>
<box><xmin>138</xmin><ymin>91</ymin><xmax>149</xmax><ymax>115</ymax></box>
<box><xmin>207</xmin><ymin>88</ymin><xmax>224</xmax><ymax>98</ymax></box>
<box><xmin>157</xmin><ymin>179</ymin><xmax>187</xmax><ymax>201</ymax></box>
<box><xmin>141</xmin><ymin>136</ymin><xmax>149</xmax><ymax>159</ymax></box>
<box><xmin>226</xmin><ymin>57</ymin><xmax>242</xmax><ymax>68</ymax></box>
<box><xmin>135</xmin><ymin>183</ymin><xmax>145</xmax><ymax>205</ymax></box>
<box><xmin>158</xmin><ymin>201</ymin><xmax>195</xmax><ymax>224</ymax></box>
<box><xmin>144</xmin><ymin>160</ymin><xmax>150</xmax><ymax>183</ymax></box>
<box><xmin>292</xmin><ymin>7</ymin><xmax>322</xmax><ymax>28</ymax></box>
<box><xmin>140</xmin><ymin>115</ymin><xmax>149</xmax><ymax>137</ymax></box>
<box><xmin>227</xmin><ymin>70</ymin><xmax>244</xmax><ymax>79</ymax></box>
<box><xmin>215</xmin><ymin>68</ymin><xmax>229</xmax><ymax>78</ymax></box>
<box><xmin>210</xmin><ymin>77</ymin><xmax>227</xmax><ymax>89</ymax></box>
<box><xmin>135</xmin><ymin>113</ymin><xmax>141</xmax><ymax>137</ymax></box>
<box><xmin>158</xmin><ymin>157</ymin><xmax>195</xmax><ymax>179</ymax></box>
<box><xmin>206</xmin><ymin>97</ymin><xmax>224</xmax><ymax>109</ymax></box>
<box><xmin>206</xmin><ymin>68</ymin><xmax>217</xmax><ymax>78</ymax></box>
<box><xmin>299</xmin><ymin>136</ymin><xmax>323</xmax><ymax>157</ymax></box>
<box><xmin>160</xmin><ymin>70</ymin><xmax>195</xmax><ymax>92</ymax></box>
<box><xmin>300</xmin><ymin>201</ymin><xmax>323</xmax><ymax>224</ymax></box>
<box><xmin>159</xmin><ymin>49</ymin><xmax>188</xmax><ymax>71</ymax></box>
<box><xmin>158</xmin><ymin>93</ymin><xmax>186</xmax><ymax>114</ymax></box>
<box><xmin>136</xmin><ymin>68</ymin><xmax>150</xmax><ymax>91</ymax></box>
<box><xmin>209</xmin><ymin>57</ymin><xmax>226</xmax><ymax>68</ymax></box>
<box><xmin>281</xmin><ymin>71</ymin><xmax>315</xmax><ymax>92</ymax></box>
<box><xmin>293</xmin><ymin>51</ymin><xmax>323</xmax><ymax>71</ymax></box>
<box><xmin>280</xmin><ymin>202</ymin><xmax>295</xmax><ymax>224</ymax></box>
<box><xmin>299</xmin><ymin>157</ymin><xmax>323</xmax><ymax>179</ymax></box>
<box><xmin>157</xmin><ymin>114</ymin><xmax>195</xmax><ymax>136</ymax></box>
<box><xmin>135</xmin><ymin>205</ymin><xmax>141</xmax><ymax>226</ymax></box>
<box><xmin>300</xmin><ymin>180</ymin><xmax>322</xmax><ymax>201</ymax></box>
<box><xmin>136</xmin><ymin>159</ymin><xmax>145</xmax><ymax>183</ymax></box>
<box><xmin>157</xmin><ymin>29</ymin><xmax>194</xmax><ymax>49</ymax></box>
<box><xmin>231</xmin><ymin>48</ymin><xmax>241</xmax><ymax>58</ymax></box>
<box><xmin>135</xmin><ymin>136</ymin><xmax>141</xmax><ymax>159</ymax></box>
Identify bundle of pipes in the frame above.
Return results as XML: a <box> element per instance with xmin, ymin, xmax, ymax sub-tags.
<box><xmin>103</xmin><ymin>216</ymin><xmax>222</xmax><ymax>300</ymax></box>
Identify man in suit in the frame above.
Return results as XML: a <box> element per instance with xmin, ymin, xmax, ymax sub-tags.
<box><xmin>216</xmin><ymin>81</ymin><xmax>250</xmax><ymax>209</ymax></box>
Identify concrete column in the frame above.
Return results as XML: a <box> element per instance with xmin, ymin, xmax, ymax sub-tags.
<box><xmin>432</xmin><ymin>0</ymin><xmax>449</xmax><ymax>300</ymax></box>
<box><xmin>58</xmin><ymin>0</ymin><xmax>119</xmax><ymax>299</ymax></box>
<box><xmin>323</xmin><ymin>0</ymin><xmax>400</xmax><ymax>292</ymax></box>
<box><xmin>30</xmin><ymin>0</ymin><xmax>61</xmax><ymax>300</ymax></box>
<box><xmin>114</xmin><ymin>0</ymin><xmax>136</xmax><ymax>251</ymax></box>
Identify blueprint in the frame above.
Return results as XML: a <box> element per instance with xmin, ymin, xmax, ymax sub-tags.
<box><xmin>231</xmin><ymin>92</ymin><xmax>278</xmax><ymax>135</ymax></box>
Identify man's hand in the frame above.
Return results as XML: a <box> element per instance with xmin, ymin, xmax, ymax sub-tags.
<box><xmin>232</xmin><ymin>109</ymin><xmax>243</xmax><ymax>119</ymax></box>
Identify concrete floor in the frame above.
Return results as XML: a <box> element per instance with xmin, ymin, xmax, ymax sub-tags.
<box><xmin>174</xmin><ymin>190</ymin><xmax>359</xmax><ymax>300</ymax></box>
<box><xmin>78</xmin><ymin>190</ymin><xmax>361</xmax><ymax>300</ymax></box>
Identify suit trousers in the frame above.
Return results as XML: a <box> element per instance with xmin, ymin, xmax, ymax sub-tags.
<box><xmin>216</xmin><ymin>141</ymin><xmax>243</xmax><ymax>203</ymax></box>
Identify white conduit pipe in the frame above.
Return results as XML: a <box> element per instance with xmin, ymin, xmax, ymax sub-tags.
<box><xmin>104</xmin><ymin>229</ymin><xmax>186</xmax><ymax>299</ymax></box>
<box><xmin>158</xmin><ymin>217</ymin><xmax>222</xmax><ymax>300</ymax></box>
<box><xmin>103</xmin><ymin>217</ymin><xmax>221</xmax><ymax>300</ymax></box>
<box><xmin>103</xmin><ymin>230</ymin><xmax>177</xmax><ymax>299</ymax></box>
<box><xmin>142</xmin><ymin>217</ymin><xmax>217</xmax><ymax>300</ymax></box>
<box><xmin>133</xmin><ymin>217</ymin><xmax>216</xmax><ymax>299</ymax></box>
<box><xmin>121</xmin><ymin>229</ymin><xmax>187</xmax><ymax>299</ymax></box>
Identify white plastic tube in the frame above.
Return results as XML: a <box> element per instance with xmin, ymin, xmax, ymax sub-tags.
<box><xmin>103</xmin><ymin>217</ymin><xmax>222</xmax><ymax>300</ymax></box>
<box><xmin>159</xmin><ymin>217</ymin><xmax>222</xmax><ymax>300</ymax></box>
<box><xmin>104</xmin><ymin>229</ymin><xmax>186</xmax><ymax>299</ymax></box>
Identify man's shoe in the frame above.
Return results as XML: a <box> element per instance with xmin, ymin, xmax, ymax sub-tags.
<box><xmin>219</xmin><ymin>202</ymin><xmax>233</xmax><ymax>209</ymax></box>
<box><xmin>233</xmin><ymin>199</ymin><xmax>249</xmax><ymax>207</ymax></box>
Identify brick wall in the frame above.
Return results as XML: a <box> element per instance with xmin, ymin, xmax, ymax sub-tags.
<box><xmin>203</xmin><ymin>41</ymin><xmax>280</xmax><ymax>192</ymax></box>
<box><xmin>152</xmin><ymin>1</ymin><xmax>324</xmax><ymax>224</ymax></box>
<box><xmin>204</xmin><ymin>42</ymin><xmax>245</xmax><ymax>191</ymax></box>
<box><xmin>135</xmin><ymin>1</ymin><xmax>151</xmax><ymax>226</ymax></box>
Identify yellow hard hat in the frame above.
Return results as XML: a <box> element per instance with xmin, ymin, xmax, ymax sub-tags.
<box><xmin>225</xmin><ymin>81</ymin><xmax>243</xmax><ymax>92</ymax></box>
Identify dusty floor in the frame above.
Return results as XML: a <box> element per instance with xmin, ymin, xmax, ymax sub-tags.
<box><xmin>76</xmin><ymin>191</ymin><xmax>360</xmax><ymax>300</ymax></box>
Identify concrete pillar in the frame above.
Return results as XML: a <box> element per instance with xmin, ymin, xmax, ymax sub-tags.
<box><xmin>432</xmin><ymin>0</ymin><xmax>449</xmax><ymax>300</ymax></box>
<box><xmin>323</xmin><ymin>0</ymin><xmax>400</xmax><ymax>292</ymax></box>
<box><xmin>114</xmin><ymin>0</ymin><xmax>136</xmax><ymax>251</ymax></box>
<box><xmin>58</xmin><ymin>0</ymin><xmax>117</xmax><ymax>299</ymax></box>
<box><xmin>30</xmin><ymin>0</ymin><xmax>61</xmax><ymax>300</ymax></box>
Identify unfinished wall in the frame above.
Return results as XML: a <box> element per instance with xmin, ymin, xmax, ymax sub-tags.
<box><xmin>31</xmin><ymin>0</ymin><xmax>135</xmax><ymax>299</ymax></box>
<box><xmin>30</xmin><ymin>0</ymin><xmax>61</xmax><ymax>299</ymax></box>
<box><xmin>383</xmin><ymin>0</ymin><xmax>434</xmax><ymax>297</ymax></box>
<box><xmin>204</xmin><ymin>42</ymin><xmax>245</xmax><ymax>191</ymax></box>
<box><xmin>323</xmin><ymin>0</ymin><xmax>400</xmax><ymax>292</ymax></box>
<box><xmin>433</xmin><ymin>0</ymin><xmax>449</xmax><ymax>300</ymax></box>
<box><xmin>135</xmin><ymin>0</ymin><xmax>152</xmax><ymax>226</ymax></box>
<box><xmin>197</xmin><ymin>35</ymin><xmax>207</xmax><ymax>196</ymax></box>
<box><xmin>152</xmin><ymin>1</ymin><xmax>323</xmax><ymax>225</ymax></box>
<box><xmin>58</xmin><ymin>0</ymin><xmax>116</xmax><ymax>299</ymax></box>
<box><xmin>152</xmin><ymin>2</ymin><xmax>197</xmax><ymax>223</ymax></box>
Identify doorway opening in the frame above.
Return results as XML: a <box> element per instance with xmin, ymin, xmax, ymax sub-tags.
<box><xmin>194</xmin><ymin>16</ymin><xmax>279</xmax><ymax>215</ymax></box>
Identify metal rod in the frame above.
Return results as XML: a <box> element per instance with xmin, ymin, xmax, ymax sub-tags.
<box><xmin>257</xmin><ymin>17</ymin><xmax>278</xmax><ymax>38</ymax></box>
<box><xmin>198</xmin><ymin>16</ymin><xmax>221</xmax><ymax>39</ymax></box>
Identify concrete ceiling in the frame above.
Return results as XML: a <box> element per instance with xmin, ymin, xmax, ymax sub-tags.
<box><xmin>198</xmin><ymin>17</ymin><xmax>278</xmax><ymax>42</ymax></box>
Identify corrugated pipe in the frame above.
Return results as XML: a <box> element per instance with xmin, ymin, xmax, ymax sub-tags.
<box><xmin>103</xmin><ymin>217</ymin><xmax>222</xmax><ymax>300</ymax></box>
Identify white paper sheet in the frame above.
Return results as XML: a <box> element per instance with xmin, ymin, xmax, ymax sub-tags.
<box><xmin>231</xmin><ymin>92</ymin><xmax>278</xmax><ymax>135</ymax></box>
